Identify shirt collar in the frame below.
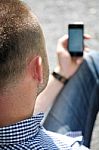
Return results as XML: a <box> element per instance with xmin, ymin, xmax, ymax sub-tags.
<box><xmin>0</xmin><ymin>113</ymin><xmax>44</xmax><ymax>145</ymax></box>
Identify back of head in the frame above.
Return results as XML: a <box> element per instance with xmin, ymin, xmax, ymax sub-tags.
<box><xmin>0</xmin><ymin>0</ymin><xmax>48</xmax><ymax>90</ymax></box>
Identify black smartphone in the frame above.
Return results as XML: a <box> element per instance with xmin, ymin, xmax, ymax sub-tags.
<box><xmin>68</xmin><ymin>24</ymin><xmax>84</xmax><ymax>56</ymax></box>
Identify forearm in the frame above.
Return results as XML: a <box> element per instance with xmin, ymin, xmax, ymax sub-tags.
<box><xmin>34</xmin><ymin>34</ymin><xmax>87</xmax><ymax>115</ymax></box>
<box><xmin>34</xmin><ymin>74</ymin><xmax>64</xmax><ymax>115</ymax></box>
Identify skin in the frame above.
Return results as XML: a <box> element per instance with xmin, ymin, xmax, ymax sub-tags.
<box><xmin>0</xmin><ymin>55</ymin><xmax>43</xmax><ymax>127</ymax></box>
<box><xmin>34</xmin><ymin>34</ymin><xmax>91</xmax><ymax>114</ymax></box>
<box><xmin>0</xmin><ymin>8</ymin><xmax>90</xmax><ymax>127</ymax></box>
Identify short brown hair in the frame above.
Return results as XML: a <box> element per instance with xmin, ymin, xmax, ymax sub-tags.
<box><xmin>0</xmin><ymin>0</ymin><xmax>47</xmax><ymax>89</ymax></box>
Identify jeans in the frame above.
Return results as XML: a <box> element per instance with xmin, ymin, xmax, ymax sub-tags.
<box><xmin>43</xmin><ymin>51</ymin><xmax>99</xmax><ymax>148</ymax></box>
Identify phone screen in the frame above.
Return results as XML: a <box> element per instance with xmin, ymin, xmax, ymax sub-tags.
<box><xmin>68</xmin><ymin>24</ymin><xmax>84</xmax><ymax>56</ymax></box>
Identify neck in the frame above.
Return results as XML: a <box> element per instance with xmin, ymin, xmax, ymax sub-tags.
<box><xmin>0</xmin><ymin>81</ymin><xmax>37</xmax><ymax>127</ymax></box>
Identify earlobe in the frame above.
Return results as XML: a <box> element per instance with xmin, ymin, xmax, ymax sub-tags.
<box><xmin>29</xmin><ymin>56</ymin><xmax>43</xmax><ymax>83</ymax></box>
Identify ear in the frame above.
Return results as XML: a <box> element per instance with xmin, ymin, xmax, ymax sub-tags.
<box><xmin>28</xmin><ymin>56</ymin><xmax>43</xmax><ymax>83</ymax></box>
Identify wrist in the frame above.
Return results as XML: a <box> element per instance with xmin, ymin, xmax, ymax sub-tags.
<box><xmin>52</xmin><ymin>71</ymin><xmax>69</xmax><ymax>85</ymax></box>
<box><xmin>54</xmin><ymin>66</ymin><xmax>69</xmax><ymax>79</ymax></box>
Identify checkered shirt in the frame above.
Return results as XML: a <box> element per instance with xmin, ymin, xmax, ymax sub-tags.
<box><xmin>0</xmin><ymin>113</ymin><xmax>89</xmax><ymax>150</ymax></box>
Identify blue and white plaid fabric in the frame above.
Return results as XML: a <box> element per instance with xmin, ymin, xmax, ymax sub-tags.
<box><xmin>0</xmin><ymin>113</ymin><xmax>88</xmax><ymax>149</ymax></box>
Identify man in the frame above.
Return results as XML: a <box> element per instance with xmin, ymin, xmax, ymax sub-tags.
<box><xmin>0</xmin><ymin>0</ymin><xmax>94</xmax><ymax>149</ymax></box>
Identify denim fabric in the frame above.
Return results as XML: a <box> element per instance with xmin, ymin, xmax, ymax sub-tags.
<box><xmin>43</xmin><ymin>51</ymin><xmax>99</xmax><ymax>148</ymax></box>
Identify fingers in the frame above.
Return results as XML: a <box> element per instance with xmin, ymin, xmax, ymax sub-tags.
<box><xmin>58</xmin><ymin>34</ymin><xmax>91</xmax><ymax>50</ymax></box>
<box><xmin>57</xmin><ymin>33</ymin><xmax>91</xmax><ymax>59</ymax></box>
<box><xmin>84</xmin><ymin>46</ymin><xmax>90</xmax><ymax>52</ymax></box>
<box><xmin>72</xmin><ymin>56</ymin><xmax>83</xmax><ymax>64</ymax></box>
<box><xmin>56</xmin><ymin>33</ymin><xmax>91</xmax><ymax>79</ymax></box>
<box><xmin>84</xmin><ymin>34</ymin><xmax>91</xmax><ymax>39</ymax></box>
<box><xmin>84</xmin><ymin>34</ymin><xmax>91</xmax><ymax>51</ymax></box>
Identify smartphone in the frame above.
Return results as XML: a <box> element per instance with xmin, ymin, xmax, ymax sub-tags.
<box><xmin>68</xmin><ymin>24</ymin><xmax>84</xmax><ymax>56</ymax></box>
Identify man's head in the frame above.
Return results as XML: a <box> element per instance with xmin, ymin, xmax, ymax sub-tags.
<box><xmin>0</xmin><ymin>0</ymin><xmax>49</xmax><ymax>93</ymax></box>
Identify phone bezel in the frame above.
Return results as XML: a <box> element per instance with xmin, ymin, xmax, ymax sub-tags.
<box><xmin>68</xmin><ymin>24</ymin><xmax>84</xmax><ymax>57</ymax></box>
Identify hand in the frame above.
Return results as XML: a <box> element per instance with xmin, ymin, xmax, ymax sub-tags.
<box><xmin>55</xmin><ymin>34</ymin><xmax>91</xmax><ymax>79</ymax></box>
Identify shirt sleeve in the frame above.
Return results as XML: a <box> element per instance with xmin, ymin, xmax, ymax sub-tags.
<box><xmin>71</xmin><ymin>143</ymin><xmax>89</xmax><ymax>150</ymax></box>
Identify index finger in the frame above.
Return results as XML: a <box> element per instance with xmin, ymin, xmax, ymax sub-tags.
<box><xmin>84</xmin><ymin>34</ymin><xmax>91</xmax><ymax>39</ymax></box>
